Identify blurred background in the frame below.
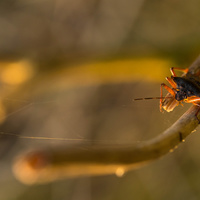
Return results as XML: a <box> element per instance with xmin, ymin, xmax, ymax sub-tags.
<box><xmin>0</xmin><ymin>0</ymin><xmax>200</xmax><ymax>199</ymax></box>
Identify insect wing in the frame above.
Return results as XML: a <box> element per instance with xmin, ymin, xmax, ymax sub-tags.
<box><xmin>162</xmin><ymin>93</ymin><xmax>179</xmax><ymax>112</ymax></box>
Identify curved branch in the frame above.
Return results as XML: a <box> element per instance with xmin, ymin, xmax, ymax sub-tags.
<box><xmin>13</xmin><ymin>55</ymin><xmax>200</xmax><ymax>185</ymax></box>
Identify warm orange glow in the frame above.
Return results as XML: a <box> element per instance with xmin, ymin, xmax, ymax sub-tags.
<box><xmin>1</xmin><ymin>60</ymin><xmax>34</xmax><ymax>85</ymax></box>
<box><xmin>63</xmin><ymin>57</ymin><xmax>176</xmax><ymax>86</ymax></box>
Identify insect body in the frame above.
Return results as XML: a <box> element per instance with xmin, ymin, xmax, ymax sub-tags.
<box><xmin>134</xmin><ymin>67</ymin><xmax>200</xmax><ymax>120</ymax></box>
<box><xmin>160</xmin><ymin>67</ymin><xmax>200</xmax><ymax>114</ymax></box>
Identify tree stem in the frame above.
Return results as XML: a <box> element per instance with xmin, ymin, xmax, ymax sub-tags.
<box><xmin>13</xmin><ymin>55</ymin><xmax>200</xmax><ymax>185</ymax></box>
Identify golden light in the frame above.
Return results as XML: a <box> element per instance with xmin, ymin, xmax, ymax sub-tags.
<box><xmin>1</xmin><ymin>60</ymin><xmax>34</xmax><ymax>85</ymax></box>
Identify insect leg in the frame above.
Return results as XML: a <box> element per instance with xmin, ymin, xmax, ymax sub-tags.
<box><xmin>160</xmin><ymin>83</ymin><xmax>176</xmax><ymax>112</ymax></box>
<box><xmin>170</xmin><ymin>67</ymin><xmax>189</xmax><ymax>77</ymax></box>
<box><xmin>166</xmin><ymin>77</ymin><xmax>177</xmax><ymax>88</ymax></box>
<box><xmin>185</xmin><ymin>97</ymin><xmax>200</xmax><ymax>123</ymax></box>
<box><xmin>186</xmin><ymin>97</ymin><xmax>200</xmax><ymax>103</ymax></box>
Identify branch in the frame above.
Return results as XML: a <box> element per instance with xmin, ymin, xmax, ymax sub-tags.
<box><xmin>13</xmin><ymin>55</ymin><xmax>200</xmax><ymax>185</ymax></box>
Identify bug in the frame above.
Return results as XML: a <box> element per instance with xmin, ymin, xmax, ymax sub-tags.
<box><xmin>134</xmin><ymin>67</ymin><xmax>200</xmax><ymax>122</ymax></box>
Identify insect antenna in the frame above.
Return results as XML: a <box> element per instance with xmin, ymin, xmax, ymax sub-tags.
<box><xmin>133</xmin><ymin>97</ymin><xmax>172</xmax><ymax>101</ymax></box>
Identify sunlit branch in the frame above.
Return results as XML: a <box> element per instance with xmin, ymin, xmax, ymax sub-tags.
<box><xmin>13</xmin><ymin>55</ymin><xmax>200</xmax><ymax>185</ymax></box>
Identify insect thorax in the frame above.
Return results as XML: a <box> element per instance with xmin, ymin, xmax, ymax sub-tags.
<box><xmin>173</xmin><ymin>77</ymin><xmax>200</xmax><ymax>100</ymax></box>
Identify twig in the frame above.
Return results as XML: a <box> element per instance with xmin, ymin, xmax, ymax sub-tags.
<box><xmin>13</xmin><ymin>55</ymin><xmax>200</xmax><ymax>185</ymax></box>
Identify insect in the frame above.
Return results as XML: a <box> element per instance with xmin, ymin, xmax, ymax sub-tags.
<box><xmin>134</xmin><ymin>67</ymin><xmax>200</xmax><ymax>121</ymax></box>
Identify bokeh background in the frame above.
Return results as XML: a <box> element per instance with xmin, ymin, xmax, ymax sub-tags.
<box><xmin>0</xmin><ymin>0</ymin><xmax>200</xmax><ymax>199</ymax></box>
